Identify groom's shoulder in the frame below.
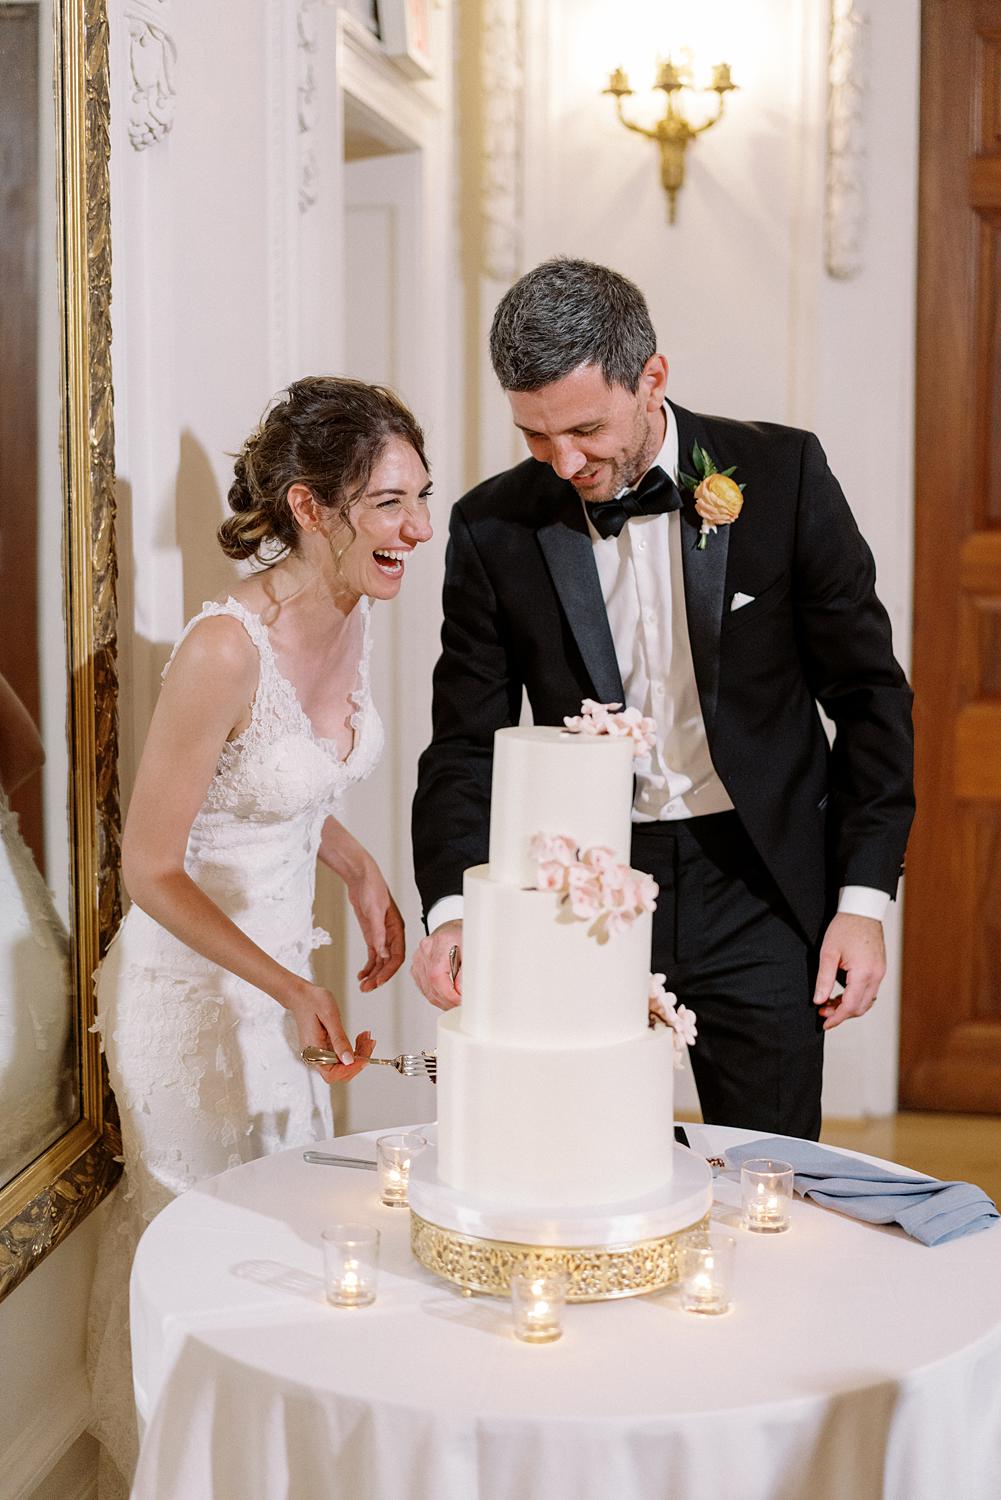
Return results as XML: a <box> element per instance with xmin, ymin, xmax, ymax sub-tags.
<box><xmin>677</xmin><ymin>404</ymin><xmax>822</xmax><ymax>468</ymax></box>
<box><xmin>453</xmin><ymin>457</ymin><xmax>567</xmax><ymax>528</ymax></box>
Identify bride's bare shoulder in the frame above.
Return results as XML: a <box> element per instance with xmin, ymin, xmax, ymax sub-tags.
<box><xmin>167</xmin><ymin>610</ymin><xmax>259</xmax><ymax>691</ymax></box>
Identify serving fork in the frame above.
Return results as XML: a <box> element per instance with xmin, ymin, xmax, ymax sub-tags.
<box><xmin>301</xmin><ymin>1045</ymin><xmax>437</xmax><ymax>1080</ymax></box>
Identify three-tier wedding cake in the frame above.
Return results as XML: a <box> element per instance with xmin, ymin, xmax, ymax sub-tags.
<box><xmin>410</xmin><ymin>708</ymin><xmax>711</xmax><ymax>1299</ymax></box>
<box><xmin>436</xmin><ymin>721</ymin><xmax>676</xmax><ymax>1209</ymax></box>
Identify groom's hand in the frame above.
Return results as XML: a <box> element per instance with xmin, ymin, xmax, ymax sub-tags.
<box><xmin>812</xmin><ymin>913</ymin><xmax>886</xmax><ymax>1030</ymax></box>
<box><xmin>411</xmin><ymin>920</ymin><xmax>463</xmax><ymax>1011</ymax></box>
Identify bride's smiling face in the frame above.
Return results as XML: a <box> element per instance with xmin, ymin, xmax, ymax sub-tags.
<box><xmin>329</xmin><ymin>437</ymin><xmax>433</xmax><ymax>600</ymax></box>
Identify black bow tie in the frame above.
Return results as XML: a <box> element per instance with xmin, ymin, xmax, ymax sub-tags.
<box><xmin>584</xmin><ymin>465</ymin><xmax>682</xmax><ymax>540</ymax></box>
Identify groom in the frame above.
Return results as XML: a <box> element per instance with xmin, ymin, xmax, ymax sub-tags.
<box><xmin>410</xmin><ymin>258</ymin><xmax>914</xmax><ymax>1138</ymax></box>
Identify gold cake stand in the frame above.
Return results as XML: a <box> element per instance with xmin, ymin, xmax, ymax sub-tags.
<box><xmin>408</xmin><ymin>1144</ymin><xmax>714</xmax><ymax>1303</ymax></box>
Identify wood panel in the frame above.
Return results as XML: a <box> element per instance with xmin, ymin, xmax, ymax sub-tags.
<box><xmin>902</xmin><ymin>0</ymin><xmax>1001</xmax><ymax>1111</ymax></box>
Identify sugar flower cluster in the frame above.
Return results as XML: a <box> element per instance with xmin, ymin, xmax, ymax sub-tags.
<box><xmin>529</xmin><ymin>833</ymin><xmax>658</xmax><ymax>940</ymax></box>
<box><xmin>562</xmin><ymin>699</ymin><xmax>656</xmax><ymax>758</ymax></box>
<box><xmin>647</xmin><ymin>972</ymin><xmax>698</xmax><ymax>1069</ymax></box>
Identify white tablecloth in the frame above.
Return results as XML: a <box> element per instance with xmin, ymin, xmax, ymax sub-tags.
<box><xmin>129</xmin><ymin>1124</ymin><xmax>1001</xmax><ymax>1500</ymax></box>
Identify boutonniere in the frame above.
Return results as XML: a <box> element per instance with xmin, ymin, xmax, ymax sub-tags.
<box><xmin>679</xmin><ymin>442</ymin><xmax>745</xmax><ymax>551</ymax></box>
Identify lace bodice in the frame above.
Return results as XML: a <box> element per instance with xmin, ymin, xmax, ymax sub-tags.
<box><xmin>173</xmin><ymin>595</ymin><xmax>383</xmax><ymax>817</ymax></box>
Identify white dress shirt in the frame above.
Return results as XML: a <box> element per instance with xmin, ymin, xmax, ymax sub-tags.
<box><xmin>428</xmin><ymin>407</ymin><xmax>888</xmax><ymax>930</ymax></box>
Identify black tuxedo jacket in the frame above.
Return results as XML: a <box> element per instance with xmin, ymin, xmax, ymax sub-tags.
<box><xmin>412</xmin><ymin>402</ymin><xmax>914</xmax><ymax>945</ymax></box>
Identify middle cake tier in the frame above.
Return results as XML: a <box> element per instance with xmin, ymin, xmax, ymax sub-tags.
<box><xmin>436</xmin><ymin>1009</ymin><xmax>676</xmax><ymax>1208</ymax></box>
<box><xmin>460</xmin><ymin>865</ymin><xmax>654</xmax><ymax>1046</ymax></box>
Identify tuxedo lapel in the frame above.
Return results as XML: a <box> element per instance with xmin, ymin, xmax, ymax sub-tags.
<box><xmin>536</xmin><ymin>496</ymin><xmax>625</xmax><ymax>707</ymax></box>
<box><xmin>674</xmin><ymin>403</ymin><xmax>729</xmax><ymax>732</ymax></box>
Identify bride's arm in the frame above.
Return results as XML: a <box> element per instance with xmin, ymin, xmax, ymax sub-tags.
<box><xmin>122</xmin><ymin>617</ymin><xmax>373</xmax><ymax>1081</ymax></box>
<box><xmin>318</xmin><ymin>817</ymin><xmax>405</xmax><ymax>992</ymax></box>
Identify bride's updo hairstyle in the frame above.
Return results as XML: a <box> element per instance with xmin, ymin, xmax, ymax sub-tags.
<box><xmin>219</xmin><ymin>375</ymin><xmax>428</xmax><ymax>564</ymax></box>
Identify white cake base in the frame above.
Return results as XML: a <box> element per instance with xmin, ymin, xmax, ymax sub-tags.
<box><xmin>409</xmin><ymin>1144</ymin><xmax>713</xmax><ymax>1302</ymax></box>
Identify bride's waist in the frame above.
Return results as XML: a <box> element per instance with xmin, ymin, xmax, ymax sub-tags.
<box><xmin>183</xmin><ymin>840</ymin><xmax>318</xmax><ymax>895</ymax></box>
<box><xmin>111</xmin><ymin>900</ymin><xmax>328</xmax><ymax>969</ymax></box>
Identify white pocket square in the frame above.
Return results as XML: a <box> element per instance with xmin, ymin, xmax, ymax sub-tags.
<box><xmin>730</xmin><ymin>592</ymin><xmax>755</xmax><ymax>612</ymax></box>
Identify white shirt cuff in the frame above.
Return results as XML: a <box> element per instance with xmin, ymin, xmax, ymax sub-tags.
<box><xmin>427</xmin><ymin>895</ymin><xmax>464</xmax><ymax>933</ymax></box>
<box><xmin>837</xmin><ymin>886</ymin><xmax>890</xmax><ymax>922</ymax></box>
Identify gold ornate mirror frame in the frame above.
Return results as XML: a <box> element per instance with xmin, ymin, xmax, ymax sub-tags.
<box><xmin>0</xmin><ymin>0</ymin><xmax>121</xmax><ymax>1301</ymax></box>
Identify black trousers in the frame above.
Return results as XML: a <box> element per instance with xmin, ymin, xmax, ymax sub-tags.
<box><xmin>631</xmin><ymin>813</ymin><xmax>824</xmax><ymax>1140</ymax></box>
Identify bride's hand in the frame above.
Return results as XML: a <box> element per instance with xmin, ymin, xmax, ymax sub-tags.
<box><xmin>318</xmin><ymin>819</ymin><xmax>405</xmax><ymax>992</ymax></box>
<box><xmin>346</xmin><ymin>865</ymin><xmax>406</xmax><ymax>993</ymax></box>
<box><xmin>283</xmin><ymin>979</ymin><xmax>377</xmax><ymax>1082</ymax></box>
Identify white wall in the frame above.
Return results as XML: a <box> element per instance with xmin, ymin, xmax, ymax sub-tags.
<box><xmin>515</xmin><ymin>0</ymin><xmax>920</xmax><ymax>1116</ymax></box>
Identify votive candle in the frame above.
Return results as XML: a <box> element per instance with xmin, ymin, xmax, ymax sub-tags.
<box><xmin>677</xmin><ymin>1229</ymin><xmax>736</xmax><ymax>1315</ymax></box>
<box><xmin>322</xmin><ymin>1224</ymin><xmax>379</xmax><ymax>1307</ymax></box>
<box><xmin>376</xmin><ymin>1132</ymin><xmax>427</xmax><ymax>1207</ymax></box>
<box><xmin>511</xmin><ymin>1272</ymin><xmax>568</xmax><ymax>1343</ymax></box>
<box><xmin>740</xmin><ymin>1159</ymin><xmax>794</xmax><ymax>1233</ymax></box>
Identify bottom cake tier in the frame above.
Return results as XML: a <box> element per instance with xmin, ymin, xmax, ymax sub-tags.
<box><xmin>435</xmin><ymin>1008</ymin><xmax>675</xmax><ymax>1209</ymax></box>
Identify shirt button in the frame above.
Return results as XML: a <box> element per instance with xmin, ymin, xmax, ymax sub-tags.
<box><xmin>654</xmin><ymin>683</ymin><xmax>665</xmax><ymax>695</ymax></box>
<box><xmin>645</xmin><ymin>610</ymin><xmax>656</xmax><ymax>625</ymax></box>
<box><xmin>637</xmin><ymin>539</ymin><xmax>647</xmax><ymax>551</ymax></box>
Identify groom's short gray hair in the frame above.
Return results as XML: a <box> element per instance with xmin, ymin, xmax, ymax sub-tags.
<box><xmin>489</xmin><ymin>258</ymin><xmax>657</xmax><ymax>393</ymax></box>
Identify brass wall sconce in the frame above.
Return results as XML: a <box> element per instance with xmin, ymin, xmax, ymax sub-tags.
<box><xmin>603</xmin><ymin>59</ymin><xmax>738</xmax><ymax>223</ymax></box>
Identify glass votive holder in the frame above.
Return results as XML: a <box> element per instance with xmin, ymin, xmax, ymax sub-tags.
<box><xmin>376</xmin><ymin>1132</ymin><xmax>427</xmax><ymax>1207</ymax></box>
<box><xmin>677</xmin><ymin>1229</ymin><xmax>736</xmax><ymax>1315</ymax></box>
<box><xmin>740</xmin><ymin>1158</ymin><xmax>795</xmax><ymax>1233</ymax></box>
<box><xmin>510</xmin><ymin>1271</ymin><xmax>568</xmax><ymax>1343</ymax></box>
<box><xmin>322</xmin><ymin>1223</ymin><xmax>379</xmax><ymax>1307</ymax></box>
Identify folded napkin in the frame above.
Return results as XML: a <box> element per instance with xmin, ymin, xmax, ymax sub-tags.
<box><xmin>724</xmin><ymin>1136</ymin><xmax>1000</xmax><ymax>1247</ymax></box>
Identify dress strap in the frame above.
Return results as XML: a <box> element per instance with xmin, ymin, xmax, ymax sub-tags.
<box><xmin>161</xmin><ymin>598</ymin><xmax>275</xmax><ymax>684</ymax></box>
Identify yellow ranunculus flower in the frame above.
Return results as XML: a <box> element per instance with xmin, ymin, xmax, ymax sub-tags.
<box><xmin>694</xmin><ymin>473</ymin><xmax>744</xmax><ymax>528</ymax></box>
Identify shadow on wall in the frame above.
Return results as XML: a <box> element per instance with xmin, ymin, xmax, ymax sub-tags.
<box><xmin>177</xmin><ymin>429</ymin><xmax>240</xmax><ymax>624</ymax></box>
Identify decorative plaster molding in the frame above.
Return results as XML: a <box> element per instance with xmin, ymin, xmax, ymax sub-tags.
<box><xmin>126</xmin><ymin>4</ymin><xmax>177</xmax><ymax>151</ymax></box>
<box><xmin>825</xmin><ymin>0</ymin><xmax>868</xmax><ymax>279</ymax></box>
<box><xmin>481</xmin><ymin>0</ymin><xmax>522</xmax><ymax>283</ymax></box>
<box><xmin>298</xmin><ymin>0</ymin><xmax>318</xmax><ymax>211</ymax></box>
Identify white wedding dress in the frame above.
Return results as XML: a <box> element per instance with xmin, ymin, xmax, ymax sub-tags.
<box><xmin>87</xmin><ymin>596</ymin><xmax>383</xmax><ymax>1497</ymax></box>
<box><xmin>0</xmin><ymin>789</ymin><xmax>73</xmax><ymax>1184</ymax></box>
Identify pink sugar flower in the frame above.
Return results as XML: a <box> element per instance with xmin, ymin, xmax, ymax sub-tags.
<box><xmin>647</xmin><ymin>973</ymin><xmax>698</xmax><ymax>1066</ymax></box>
<box><xmin>563</xmin><ymin>698</ymin><xmax>657</xmax><ymax>758</ymax></box>
<box><xmin>536</xmin><ymin>861</ymin><xmax>567</xmax><ymax>893</ymax></box>
<box><xmin>581</xmin><ymin>845</ymin><xmax>618</xmax><ymax>874</ymax></box>
<box><xmin>528</xmin><ymin>832</ymin><xmax>578</xmax><ymax>867</ymax></box>
<box><xmin>567</xmin><ymin>875</ymin><xmax>602</xmax><ymax>920</ymax></box>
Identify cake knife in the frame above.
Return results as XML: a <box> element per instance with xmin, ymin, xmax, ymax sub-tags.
<box><xmin>303</xmin><ymin>1151</ymin><xmax>377</xmax><ymax>1170</ymax></box>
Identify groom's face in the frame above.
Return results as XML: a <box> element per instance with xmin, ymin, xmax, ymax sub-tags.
<box><xmin>507</xmin><ymin>358</ymin><xmax>668</xmax><ymax>504</ymax></box>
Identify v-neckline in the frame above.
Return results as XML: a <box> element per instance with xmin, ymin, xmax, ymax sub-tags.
<box><xmin>226</xmin><ymin>596</ymin><xmax>368</xmax><ymax>765</ymax></box>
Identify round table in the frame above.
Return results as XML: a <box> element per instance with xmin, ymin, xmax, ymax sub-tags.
<box><xmin>129</xmin><ymin>1123</ymin><xmax>1001</xmax><ymax>1500</ymax></box>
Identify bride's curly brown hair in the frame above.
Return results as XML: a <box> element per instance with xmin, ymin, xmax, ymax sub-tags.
<box><xmin>219</xmin><ymin>376</ymin><xmax>428</xmax><ymax>564</ymax></box>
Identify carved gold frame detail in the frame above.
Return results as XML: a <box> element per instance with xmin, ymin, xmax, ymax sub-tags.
<box><xmin>0</xmin><ymin>0</ymin><xmax>121</xmax><ymax>1301</ymax></box>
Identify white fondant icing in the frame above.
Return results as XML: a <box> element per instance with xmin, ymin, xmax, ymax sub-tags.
<box><xmin>436</xmin><ymin>1010</ymin><xmax>674</xmax><ymax>1208</ymax></box>
<box><xmin>487</xmin><ymin>726</ymin><xmax>634</xmax><ymax>886</ymax></box>
<box><xmin>461</xmin><ymin>865</ymin><xmax>652</xmax><ymax>1046</ymax></box>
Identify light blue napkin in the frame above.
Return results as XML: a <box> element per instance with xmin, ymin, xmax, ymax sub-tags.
<box><xmin>724</xmin><ymin>1135</ymin><xmax>1000</xmax><ymax>1247</ymax></box>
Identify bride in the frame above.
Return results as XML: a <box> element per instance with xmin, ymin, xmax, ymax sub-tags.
<box><xmin>88</xmin><ymin>375</ymin><xmax>432</xmax><ymax>1496</ymax></box>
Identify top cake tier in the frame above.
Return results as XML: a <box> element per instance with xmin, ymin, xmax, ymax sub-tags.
<box><xmin>488</xmin><ymin>726</ymin><xmax>635</xmax><ymax>887</ymax></box>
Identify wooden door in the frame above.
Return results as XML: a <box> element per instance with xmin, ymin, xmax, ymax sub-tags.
<box><xmin>902</xmin><ymin>0</ymin><xmax>1001</xmax><ymax>1110</ymax></box>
